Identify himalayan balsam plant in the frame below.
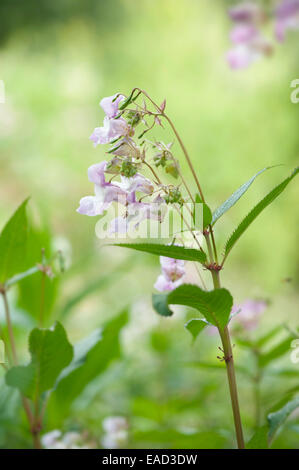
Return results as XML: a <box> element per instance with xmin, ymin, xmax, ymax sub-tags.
<box><xmin>78</xmin><ymin>88</ymin><xmax>298</xmax><ymax>449</ymax></box>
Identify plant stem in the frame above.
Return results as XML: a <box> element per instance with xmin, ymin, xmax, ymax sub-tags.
<box><xmin>163</xmin><ymin>115</ymin><xmax>205</xmax><ymax>203</ymax></box>
<box><xmin>212</xmin><ymin>271</ymin><xmax>245</xmax><ymax>449</ymax></box>
<box><xmin>218</xmin><ymin>326</ymin><xmax>245</xmax><ymax>449</ymax></box>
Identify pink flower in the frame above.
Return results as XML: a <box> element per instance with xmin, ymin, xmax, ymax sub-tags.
<box><xmin>154</xmin><ymin>256</ymin><xmax>185</xmax><ymax>292</ymax></box>
<box><xmin>77</xmin><ymin>184</ymin><xmax>126</xmax><ymax>217</ymax></box>
<box><xmin>90</xmin><ymin>116</ymin><xmax>129</xmax><ymax>146</ymax></box>
<box><xmin>77</xmin><ymin>162</ymin><xmax>127</xmax><ymax>216</ymax></box>
<box><xmin>100</xmin><ymin>94</ymin><xmax>124</xmax><ymax>118</ymax></box>
<box><xmin>115</xmin><ymin>174</ymin><xmax>154</xmax><ymax>195</ymax></box>
<box><xmin>275</xmin><ymin>0</ymin><xmax>299</xmax><ymax>41</ymax></box>
<box><xmin>109</xmin><ymin>196</ymin><xmax>167</xmax><ymax>234</ymax></box>
<box><xmin>87</xmin><ymin>161</ymin><xmax>108</xmax><ymax>186</ymax></box>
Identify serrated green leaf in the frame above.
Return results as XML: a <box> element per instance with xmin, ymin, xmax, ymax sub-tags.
<box><xmin>152</xmin><ymin>284</ymin><xmax>233</xmax><ymax>330</ymax></box>
<box><xmin>0</xmin><ymin>199</ymin><xmax>29</xmax><ymax>283</ymax></box>
<box><xmin>223</xmin><ymin>167</ymin><xmax>299</xmax><ymax>261</ymax></box>
<box><xmin>246</xmin><ymin>426</ymin><xmax>269</xmax><ymax>449</ymax></box>
<box><xmin>268</xmin><ymin>397</ymin><xmax>299</xmax><ymax>441</ymax></box>
<box><xmin>212</xmin><ymin>167</ymin><xmax>274</xmax><ymax>225</ymax></box>
<box><xmin>111</xmin><ymin>243</ymin><xmax>206</xmax><ymax>264</ymax></box>
<box><xmin>48</xmin><ymin>310</ymin><xmax>128</xmax><ymax>419</ymax></box>
<box><xmin>184</xmin><ymin>318</ymin><xmax>209</xmax><ymax>341</ymax></box>
<box><xmin>5</xmin><ymin>322</ymin><xmax>73</xmax><ymax>400</ymax></box>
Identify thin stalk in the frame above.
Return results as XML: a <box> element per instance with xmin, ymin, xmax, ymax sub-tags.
<box><xmin>212</xmin><ymin>271</ymin><xmax>245</xmax><ymax>449</ymax></box>
<box><xmin>163</xmin><ymin>115</ymin><xmax>205</xmax><ymax>203</ymax></box>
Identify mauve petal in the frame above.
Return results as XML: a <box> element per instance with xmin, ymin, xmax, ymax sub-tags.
<box><xmin>88</xmin><ymin>161</ymin><xmax>108</xmax><ymax>185</ymax></box>
<box><xmin>100</xmin><ymin>94</ymin><xmax>124</xmax><ymax>118</ymax></box>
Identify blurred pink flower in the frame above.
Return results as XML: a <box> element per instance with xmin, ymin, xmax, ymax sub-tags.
<box><xmin>100</xmin><ymin>93</ymin><xmax>124</xmax><ymax>118</ymax></box>
<box><xmin>275</xmin><ymin>0</ymin><xmax>299</xmax><ymax>41</ymax></box>
<box><xmin>228</xmin><ymin>2</ymin><xmax>263</xmax><ymax>23</ymax></box>
<box><xmin>230</xmin><ymin>299</ymin><xmax>267</xmax><ymax>331</ymax></box>
<box><xmin>230</xmin><ymin>24</ymin><xmax>258</xmax><ymax>43</ymax></box>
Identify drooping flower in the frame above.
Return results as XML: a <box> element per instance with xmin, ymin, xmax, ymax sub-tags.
<box><xmin>275</xmin><ymin>0</ymin><xmax>299</xmax><ymax>41</ymax></box>
<box><xmin>115</xmin><ymin>174</ymin><xmax>154</xmax><ymax>195</ymax></box>
<box><xmin>77</xmin><ymin>162</ymin><xmax>127</xmax><ymax>216</ymax></box>
<box><xmin>108</xmin><ymin>196</ymin><xmax>167</xmax><ymax>234</ymax></box>
<box><xmin>90</xmin><ymin>116</ymin><xmax>130</xmax><ymax>146</ymax></box>
<box><xmin>154</xmin><ymin>256</ymin><xmax>185</xmax><ymax>292</ymax></box>
<box><xmin>100</xmin><ymin>93</ymin><xmax>124</xmax><ymax>118</ymax></box>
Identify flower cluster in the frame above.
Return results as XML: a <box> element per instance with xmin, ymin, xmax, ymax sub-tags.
<box><xmin>78</xmin><ymin>92</ymin><xmax>188</xmax><ymax>235</ymax></box>
<box><xmin>227</xmin><ymin>1</ymin><xmax>299</xmax><ymax>69</ymax></box>
<box><xmin>154</xmin><ymin>256</ymin><xmax>186</xmax><ymax>292</ymax></box>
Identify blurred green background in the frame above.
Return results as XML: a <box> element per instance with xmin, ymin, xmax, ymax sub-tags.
<box><xmin>0</xmin><ymin>0</ymin><xmax>298</xmax><ymax>449</ymax></box>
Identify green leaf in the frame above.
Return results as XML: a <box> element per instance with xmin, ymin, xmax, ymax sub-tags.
<box><xmin>48</xmin><ymin>310</ymin><xmax>128</xmax><ymax>418</ymax></box>
<box><xmin>5</xmin><ymin>322</ymin><xmax>73</xmax><ymax>400</ymax></box>
<box><xmin>0</xmin><ymin>199</ymin><xmax>29</xmax><ymax>283</ymax></box>
<box><xmin>212</xmin><ymin>167</ymin><xmax>274</xmax><ymax>225</ymax></box>
<box><xmin>247</xmin><ymin>426</ymin><xmax>268</xmax><ymax>449</ymax></box>
<box><xmin>223</xmin><ymin>167</ymin><xmax>299</xmax><ymax>261</ymax></box>
<box><xmin>16</xmin><ymin>223</ymin><xmax>59</xmax><ymax>324</ymax></box>
<box><xmin>255</xmin><ymin>325</ymin><xmax>282</xmax><ymax>348</ymax></box>
<box><xmin>202</xmin><ymin>203</ymin><xmax>212</xmax><ymax>229</ymax></box>
<box><xmin>268</xmin><ymin>397</ymin><xmax>299</xmax><ymax>441</ymax></box>
<box><xmin>184</xmin><ymin>318</ymin><xmax>209</xmax><ymax>341</ymax></box>
<box><xmin>111</xmin><ymin>243</ymin><xmax>206</xmax><ymax>264</ymax></box>
<box><xmin>152</xmin><ymin>284</ymin><xmax>233</xmax><ymax>330</ymax></box>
